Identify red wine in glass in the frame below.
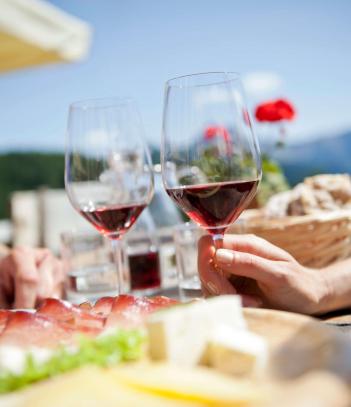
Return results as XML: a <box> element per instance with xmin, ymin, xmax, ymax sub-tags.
<box><xmin>128</xmin><ymin>250</ymin><xmax>161</xmax><ymax>290</ymax></box>
<box><xmin>80</xmin><ymin>203</ymin><xmax>146</xmax><ymax>238</ymax></box>
<box><xmin>65</xmin><ymin>97</ymin><xmax>154</xmax><ymax>295</ymax></box>
<box><xmin>166</xmin><ymin>179</ymin><xmax>259</xmax><ymax>235</ymax></box>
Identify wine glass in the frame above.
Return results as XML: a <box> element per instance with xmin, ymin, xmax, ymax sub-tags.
<box><xmin>161</xmin><ymin>72</ymin><xmax>261</xmax><ymax>246</ymax></box>
<box><xmin>65</xmin><ymin>97</ymin><xmax>154</xmax><ymax>294</ymax></box>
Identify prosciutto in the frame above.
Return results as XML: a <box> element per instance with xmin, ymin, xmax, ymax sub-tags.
<box><xmin>0</xmin><ymin>295</ymin><xmax>177</xmax><ymax>348</ymax></box>
<box><xmin>37</xmin><ymin>298</ymin><xmax>105</xmax><ymax>332</ymax></box>
<box><xmin>93</xmin><ymin>296</ymin><xmax>114</xmax><ymax>317</ymax></box>
<box><xmin>0</xmin><ymin>311</ymin><xmax>74</xmax><ymax>348</ymax></box>
<box><xmin>106</xmin><ymin>295</ymin><xmax>178</xmax><ymax>328</ymax></box>
<box><xmin>0</xmin><ymin>310</ymin><xmax>10</xmax><ymax>335</ymax></box>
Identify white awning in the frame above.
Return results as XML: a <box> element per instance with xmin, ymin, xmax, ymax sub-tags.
<box><xmin>0</xmin><ymin>0</ymin><xmax>92</xmax><ymax>73</ymax></box>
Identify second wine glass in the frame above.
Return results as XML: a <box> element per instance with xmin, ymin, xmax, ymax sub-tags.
<box><xmin>65</xmin><ymin>97</ymin><xmax>154</xmax><ymax>294</ymax></box>
<box><xmin>161</xmin><ymin>72</ymin><xmax>261</xmax><ymax>245</ymax></box>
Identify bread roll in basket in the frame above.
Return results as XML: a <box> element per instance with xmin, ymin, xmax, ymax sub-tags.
<box><xmin>229</xmin><ymin>174</ymin><xmax>351</xmax><ymax>268</ymax></box>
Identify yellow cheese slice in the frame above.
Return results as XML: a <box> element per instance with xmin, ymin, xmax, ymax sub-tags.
<box><xmin>111</xmin><ymin>362</ymin><xmax>267</xmax><ymax>406</ymax></box>
<box><xmin>5</xmin><ymin>366</ymin><xmax>203</xmax><ymax>407</ymax></box>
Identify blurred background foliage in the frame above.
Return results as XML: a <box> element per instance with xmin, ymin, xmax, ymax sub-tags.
<box><xmin>0</xmin><ymin>149</ymin><xmax>289</xmax><ymax>219</ymax></box>
<box><xmin>0</xmin><ymin>153</ymin><xmax>64</xmax><ymax>218</ymax></box>
<box><xmin>256</xmin><ymin>156</ymin><xmax>290</xmax><ymax>206</ymax></box>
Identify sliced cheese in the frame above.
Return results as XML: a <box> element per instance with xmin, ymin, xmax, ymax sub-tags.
<box><xmin>111</xmin><ymin>362</ymin><xmax>266</xmax><ymax>406</ymax></box>
<box><xmin>207</xmin><ymin>324</ymin><xmax>268</xmax><ymax>377</ymax></box>
<box><xmin>147</xmin><ymin>296</ymin><xmax>246</xmax><ymax>366</ymax></box>
<box><xmin>16</xmin><ymin>366</ymin><xmax>198</xmax><ymax>407</ymax></box>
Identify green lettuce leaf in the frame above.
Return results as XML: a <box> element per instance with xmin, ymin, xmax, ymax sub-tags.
<box><xmin>0</xmin><ymin>328</ymin><xmax>145</xmax><ymax>394</ymax></box>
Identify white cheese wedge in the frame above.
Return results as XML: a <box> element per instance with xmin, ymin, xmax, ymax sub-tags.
<box><xmin>202</xmin><ymin>295</ymin><xmax>247</xmax><ymax>331</ymax></box>
<box><xmin>147</xmin><ymin>301</ymin><xmax>210</xmax><ymax>366</ymax></box>
<box><xmin>207</xmin><ymin>324</ymin><xmax>268</xmax><ymax>377</ymax></box>
<box><xmin>147</xmin><ymin>296</ymin><xmax>246</xmax><ymax>366</ymax></box>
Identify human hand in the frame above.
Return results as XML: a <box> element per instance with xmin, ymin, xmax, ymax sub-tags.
<box><xmin>198</xmin><ymin>234</ymin><xmax>328</xmax><ymax>315</ymax></box>
<box><xmin>0</xmin><ymin>247</ymin><xmax>65</xmax><ymax>309</ymax></box>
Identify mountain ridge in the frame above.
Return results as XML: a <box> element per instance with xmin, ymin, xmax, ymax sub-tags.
<box><xmin>265</xmin><ymin>130</ymin><xmax>351</xmax><ymax>185</ymax></box>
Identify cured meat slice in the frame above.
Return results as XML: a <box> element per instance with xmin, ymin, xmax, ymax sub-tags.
<box><xmin>105</xmin><ymin>295</ymin><xmax>151</xmax><ymax>328</ymax></box>
<box><xmin>0</xmin><ymin>310</ymin><xmax>10</xmax><ymax>334</ymax></box>
<box><xmin>37</xmin><ymin>298</ymin><xmax>105</xmax><ymax>331</ymax></box>
<box><xmin>37</xmin><ymin>298</ymin><xmax>77</xmax><ymax>324</ymax></box>
<box><xmin>147</xmin><ymin>296</ymin><xmax>179</xmax><ymax>310</ymax></box>
<box><xmin>105</xmin><ymin>295</ymin><xmax>178</xmax><ymax>328</ymax></box>
<box><xmin>0</xmin><ymin>311</ymin><xmax>74</xmax><ymax>348</ymax></box>
<box><xmin>78</xmin><ymin>302</ymin><xmax>93</xmax><ymax>311</ymax></box>
<box><xmin>93</xmin><ymin>297</ymin><xmax>114</xmax><ymax>317</ymax></box>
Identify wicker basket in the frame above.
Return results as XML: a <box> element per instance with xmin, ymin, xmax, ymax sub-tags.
<box><xmin>229</xmin><ymin>209</ymin><xmax>351</xmax><ymax>268</ymax></box>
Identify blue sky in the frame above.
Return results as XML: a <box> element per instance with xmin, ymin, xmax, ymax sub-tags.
<box><xmin>1</xmin><ymin>0</ymin><xmax>351</xmax><ymax>150</ymax></box>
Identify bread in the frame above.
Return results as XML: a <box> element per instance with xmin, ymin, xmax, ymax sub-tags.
<box><xmin>265</xmin><ymin>174</ymin><xmax>351</xmax><ymax>217</ymax></box>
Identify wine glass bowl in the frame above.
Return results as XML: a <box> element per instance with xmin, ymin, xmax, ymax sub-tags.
<box><xmin>161</xmin><ymin>72</ymin><xmax>261</xmax><ymax>241</ymax></box>
<box><xmin>65</xmin><ymin>97</ymin><xmax>154</xmax><ymax>293</ymax></box>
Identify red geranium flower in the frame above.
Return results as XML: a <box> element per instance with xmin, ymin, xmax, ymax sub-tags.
<box><xmin>255</xmin><ymin>99</ymin><xmax>296</xmax><ymax>122</ymax></box>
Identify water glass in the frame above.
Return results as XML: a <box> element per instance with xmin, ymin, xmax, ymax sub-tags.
<box><xmin>173</xmin><ymin>223</ymin><xmax>203</xmax><ymax>301</ymax></box>
<box><xmin>61</xmin><ymin>230</ymin><xmax>127</xmax><ymax>303</ymax></box>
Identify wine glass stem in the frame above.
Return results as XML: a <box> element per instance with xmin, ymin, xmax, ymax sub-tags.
<box><xmin>212</xmin><ymin>233</ymin><xmax>224</xmax><ymax>249</ymax></box>
<box><xmin>111</xmin><ymin>238</ymin><xmax>130</xmax><ymax>294</ymax></box>
<box><xmin>211</xmin><ymin>233</ymin><xmax>224</xmax><ymax>276</ymax></box>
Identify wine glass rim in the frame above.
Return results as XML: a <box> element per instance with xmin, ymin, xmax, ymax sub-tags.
<box><xmin>165</xmin><ymin>71</ymin><xmax>241</xmax><ymax>88</ymax></box>
<box><xmin>69</xmin><ymin>96</ymin><xmax>136</xmax><ymax>110</ymax></box>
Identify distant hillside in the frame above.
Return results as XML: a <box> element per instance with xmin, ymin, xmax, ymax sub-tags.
<box><xmin>0</xmin><ymin>134</ymin><xmax>349</xmax><ymax>219</ymax></box>
<box><xmin>0</xmin><ymin>149</ymin><xmax>162</xmax><ymax>220</ymax></box>
<box><xmin>269</xmin><ymin>131</ymin><xmax>351</xmax><ymax>185</ymax></box>
<box><xmin>0</xmin><ymin>153</ymin><xmax>64</xmax><ymax>219</ymax></box>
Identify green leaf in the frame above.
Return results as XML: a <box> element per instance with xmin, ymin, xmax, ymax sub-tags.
<box><xmin>257</xmin><ymin>157</ymin><xmax>290</xmax><ymax>205</ymax></box>
<box><xmin>0</xmin><ymin>329</ymin><xmax>146</xmax><ymax>394</ymax></box>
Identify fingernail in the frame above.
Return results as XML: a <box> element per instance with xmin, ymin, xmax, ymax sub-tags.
<box><xmin>216</xmin><ymin>249</ymin><xmax>234</xmax><ymax>266</ymax></box>
<box><xmin>207</xmin><ymin>281</ymin><xmax>220</xmax><ymax>295</ymax></box>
